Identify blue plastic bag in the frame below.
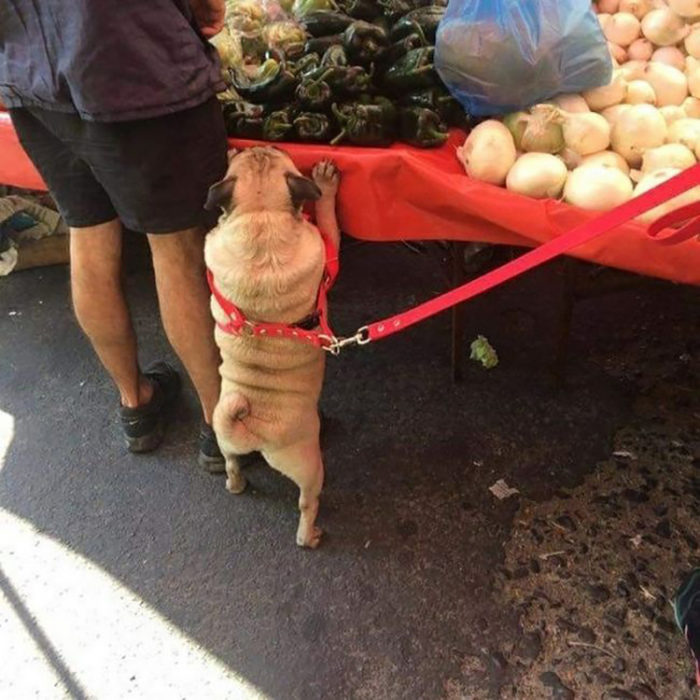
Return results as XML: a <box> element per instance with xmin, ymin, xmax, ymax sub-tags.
<box><xmin>435</xmin><ymin>0</ymin><xmax>612</xmax><ymax>116</ymax></box>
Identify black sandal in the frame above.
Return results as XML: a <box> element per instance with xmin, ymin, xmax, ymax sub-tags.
<box><xmin>119</xmin><ymin>361</ymin><xmax>181</xmax><ymax>453</ymax></box>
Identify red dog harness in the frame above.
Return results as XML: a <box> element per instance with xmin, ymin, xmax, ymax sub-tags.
<box><xmin>206</xmin><ymin>225</ymin><xmax>341</xmax><ymax>352</ymax></box>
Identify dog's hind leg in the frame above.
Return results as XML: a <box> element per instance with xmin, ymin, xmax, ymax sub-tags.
<box><xmin>224</xmin><ymin>455</ymin><xmax>247</xmax><ymax>494</ymax></box>
<box><xmin>265</xmin><ymin>440</ymin><xmax>324</xmax><ymax>549</ymax></box>
<box><xmin>213</xmin><ymin>391</ymin><xmax>251</xmax><ymax>494</ymax></box>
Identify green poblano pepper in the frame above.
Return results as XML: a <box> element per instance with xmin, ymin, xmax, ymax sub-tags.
<box><xmin>343</xmin><ymin>20</ymin><xmax>389</xmax><ymax>65</ymax></box>
<box><xmin>357</xmin><ymin>94</ymin><xmax>398</xmax><ymax>125</ymax></box>
<box><xmin>304</xmin><ymin>34</ymin><xmax>345</xmax><ymax>56</ymax></box>
<box><xmin>399</xmin><ymin>88</ymin><xmax>469</xmax><ymax>127</ymax></box>
<box><xmin>292</xmin><ymin>52</ymin><xmax>322</xmax><ymax>77</ymax></box>
<box><xmin>295</xmin><ymin>73</ymin><xmax>333</xmax><ymax>110</ymax></box>
<box><xmin>389</xmin><ymin>6</ymin><xmax>445</xmax><ymax>43</ymax></box>
<box><xmin>331</xmin><ymin>100</ymin><xmax>396</xmax><ymax>146</ymax></box>
<box><xmin>398</xmin><ymin>107</ymin><xmax>448</xmax><ymax>148</ymax></box>
<box><xmin>340</xmin><ymin>0</ymin><xmax>381</xmax><ymax>21</ymax></box>
<box><xmin>293</xmin><ymin>112</ymin><xmax>333</xmax><ymax>141</ymax></box>
<box><xmin>382</xmin><ymin>32</ymin><xmax>427</xmax><ymax>66</ymax></box>
<box><xmin>383</xmin><ymin>46</ymin><xmax>438</xmax><ymax>92</ymax></box>
<box><xmin>302</xmin><ymin>10</ymin><xmax>354</xmax><ymax>37</ymax></box>
<box><xmin>222</xmin><ymin>103</ymin><xmax>265</xmax><ymax>139</ymax></box>
<box><xmin>233</xmin><ymin>55</ymin><xmax>299</xmax><ymax>105</ymax></box>
<box><xmin>378</xmin><ymin>0</ymin><xmax>446</xmax><ymax>24</ymax></box>
<box><xmin>292</xmin><ymin>0</ymin><xmax>336</xmax><ymax>18</ymax></box>
<box><xmin>378</xmin><ymin>0</ymin><xmax>415</xmax><ymax>24</ymax></box>
<box><xmin>263</xmin><ymin>109</ymin><xmax>295</xmax><ymax>141</ymax></box>
<box><xmin>321</xmin><ymin>44</ymin><xmax>349</xmax><ymax>67</ymax></box>
<box><xmin>230</xmin><ymin>59</ymin><xmax>280</xmax><ymax>102</ymax></box>
<box><xmin>306</xmin><ymin>64</ymin><xmax>372</xmax><ymax>95</ymax></box>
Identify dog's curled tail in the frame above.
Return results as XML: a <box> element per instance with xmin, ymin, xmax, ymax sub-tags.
<box><xmin>221</xmin><ymin>392</ymin><xmax>250</xmax><ymax>422</ymax></box>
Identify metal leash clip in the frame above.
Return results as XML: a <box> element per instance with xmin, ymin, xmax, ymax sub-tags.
<box><xmin>322</xmin><ymin>327</ymin><xmax>370</xmax><ymax>356</ymax></box>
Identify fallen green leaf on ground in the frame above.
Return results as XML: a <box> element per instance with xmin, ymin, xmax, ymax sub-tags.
<box><xmin>470</xmin><ymin>335</ymin><xmax>499</xmax><ymax>369</ymax></box>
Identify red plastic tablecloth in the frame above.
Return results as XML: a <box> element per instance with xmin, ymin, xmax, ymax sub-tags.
<box><xmin>1</xmin><ymin>111</ymin><xmax>698</xmax><ymax>285</ymax></box>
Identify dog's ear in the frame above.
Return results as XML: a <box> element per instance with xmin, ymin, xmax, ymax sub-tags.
<box><xmin>285</xmin><ymin>173</ymin><xmax>321</xmax><ymax>209</ymax></box>
<box><xmin>204</xmin><ymin>177</ymin><xmax>236</xmax><ymax>211</ymax></box>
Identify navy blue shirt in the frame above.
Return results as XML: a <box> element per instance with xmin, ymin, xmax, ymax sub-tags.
<box><xmin>0</xmin><ymin>0</ymin><xmax>225</xmax><ymax>121</ymax></box>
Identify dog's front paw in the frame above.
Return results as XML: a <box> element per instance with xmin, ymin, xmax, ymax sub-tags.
<box><xmin>312</xmin><ymin>160</ymin><xmax>339</xmax><ymax>196</ymax></box>
<box><xmin>297</xmin><ymin>525</ymin><xmax>323</xmax><ymax>549</ymax></box>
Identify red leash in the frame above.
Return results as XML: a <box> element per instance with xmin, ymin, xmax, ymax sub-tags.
<box><xmin>343</xmin><ymin>164</ymin><xmax>700</xmax><ymax>349</ymax></box>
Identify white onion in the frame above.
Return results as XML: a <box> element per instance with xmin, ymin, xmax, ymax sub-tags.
<box><xmin>563</xmin><ymin>112</ymin><xmax>612</xmax><ymax>154</ymax></box>
<box><xmin>520</xmin><ymin>105</ymin><xmax>565</xmax><ymax>154</ymax></box>
<box><xmin>552</xmin><ymin>94</ymin><xmax>591</xmax><ymax>113</ymax></box>
<box><xmin>685</xmin><ymin>24</ymin><xmax>700</xmax><ymax>58</ymax></box>
<box><xmin>641</xmin><ymin>143</ymin><xmax>697</xmax><ymax>172</ymax></box>
<box><xmin>505</xmin><ymin>153</ymin><xmax>568</xmax><ymax>199</ymax></box>
<box><xmin>457</xmin><ymin>121</ymin><xmax>517</xmax><ymax>185</ymax></box>
<box><xmin>668</xmin><ymin>0</ymin><xmax>700</xmax><ymax>18</ymax></box>
<box><xmin>502</xmin><ymin>112</ymin><xmax>528</xmax><ymax>150</ymax></box>
<box><xmin>598</xmin><ymin>0</ymin><xmax>620</xmax><ymax>12</ymax></box>
<box><xmin>580</xmin><ymin>150</ymin><xmax>632</xmax><ymax>173</ymax></box>
<box><xmin>608</xmin><ymin>41</ymin><xmax>629</xmax><ymax>63</ymax></box>
<box><xmin>633</xmin><ymin>167</ymin><xmax>700</xmax><ymax>223</ymax></box>
<box><xmin>559</xmin><ymin>148</ymin><xmax>583</xmax><ymax>170</ymax></box>
<box><xmin>651</xmin><ymin>46</ymin><xmax>686</xmax><ymax>72</ymax></box>
<box><xmin>619</xmin><ymin>0</ymin><xmax>654</xmax><ymax>18</ymax></box>
<box><xmin>660</xmin><ymin>105</ymin><xmax>688</xmax><ymax>124</ymax></box>
<box><xmin>667</xmin><ymin>117</ymin><xmax>700</xmax><ymax>149</ymax></box>
<box><xmin>598</xmin><ymin>13</ymin><xmax>612</xmax><ymax>31</ymax></box>
<box><xmin>688</xmin><ymin>58</ymin><xmax>700</xmax><ymax>97</ymax></box>
<box><xmin>643</xmin><ymin>63</ymin><xmax>688</xmax><ymax>105</ymax></box>
<box><xmin>641</xmin><ymin>8</ymin><xmax>690</xmax><ymax>45</ymax></box>
<box><xmin>683</xmin><ymin>96</ymin><xmax>700</xmax><ymax>117</ymax></box>
<box><xmin>626</xmin><ymin>80</ymin><xmax>657</xmax><ymax>103</ymax></box>
<box><xmin>611</xmin><ymin>103</ymin><xmax>668</xmax><ymax>165</ymax></box>
<box><xmin>604</xmin><ymin>12</ymin><xmax>642</xmax><ymax>45</ymax></box>
<box><xmin>620</xmin><ymin>60</ymin><xmax>648</xmax><ymax>81</ymax></box>
<box><xmin>601</xmin><ymin>103</ymin><xmax>633</xmax><ymax>125</ymax></box>
<box><xmin>583</xmin><ymin>71</ymin><xmax>628</xmax><ymax>110</ymax></box>
<box><xmin>628</xmin><ymin>38</ymin><xmax>654</xmax><ymax>60</ymax></box>
<box><xmin>564</xmin><ymin>165</ymin><xmax>633</xmax><ymax>210</ymax></box>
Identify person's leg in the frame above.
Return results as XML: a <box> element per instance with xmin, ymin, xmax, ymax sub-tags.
<box><xmin>147</xmin><ymin>226</ymin><xmax>221</xmax><ymax>424</ymax></box>
<box><xmin>70</xmin><ymin>218</ymin><xmax>151</xmax><ymax>408</ymax></box>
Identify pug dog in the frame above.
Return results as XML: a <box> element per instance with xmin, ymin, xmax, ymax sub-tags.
<box><xmin>204</xmin><ymin>147</ymin><xmax>340</xmax><ymax>548</ymax></box>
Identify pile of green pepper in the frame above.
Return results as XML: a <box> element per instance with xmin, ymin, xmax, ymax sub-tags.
<box><xmin>220</xmin><ymin>0</ymin><xmax>470</xmax><ymax>147</ymax></box>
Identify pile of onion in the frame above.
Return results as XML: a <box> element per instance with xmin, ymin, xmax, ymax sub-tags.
<box><xmin>455</xmin><ymin>0</ymin><xmax>700</xmax><ymax>219</ymax></box>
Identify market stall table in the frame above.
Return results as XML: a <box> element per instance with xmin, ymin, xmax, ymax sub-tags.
<box><xmin>2</xmin><ymin>111</ymin><xmax>697</xmax><ymax>287</ymax></box>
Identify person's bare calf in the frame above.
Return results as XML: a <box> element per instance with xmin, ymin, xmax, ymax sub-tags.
<box><xmin>148</xmin><ymin>226</ymin><xmax>221</xmax><ymax>425</ymax></box>
<box><xmin>70</xmin><ymin>219</ymin><xmax>151</xmax><ymax>408</ymax></box>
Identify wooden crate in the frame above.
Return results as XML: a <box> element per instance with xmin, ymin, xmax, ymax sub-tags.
<box><xmin>14</xmin><ymin>233</ymin><xmax>69</xmax><ymax>271</ymax></box>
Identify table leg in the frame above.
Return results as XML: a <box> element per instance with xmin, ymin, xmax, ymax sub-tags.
<box><xmin>553</xmin><ymin>258</ymin><xmax>577</xmax><ymax>386</ymax></box>
<box><xmin>450</xmin><ymin>241</ymin><xmax>468</xmax><ymax>383</ymax></box>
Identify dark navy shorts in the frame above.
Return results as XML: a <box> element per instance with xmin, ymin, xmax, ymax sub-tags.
<box><xmin>10</xmin><ymin>97</ymin><xmax>228</xmax><ymax>233</ymax></box>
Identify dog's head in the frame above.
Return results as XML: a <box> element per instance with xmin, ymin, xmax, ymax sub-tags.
<box><xmin>205</xmin><ymin>146</ymin><xmax>321</xmax><ymax>216</ymax></box>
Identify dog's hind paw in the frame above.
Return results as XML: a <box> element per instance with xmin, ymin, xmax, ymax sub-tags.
<box><xmin>226</xmin><ymin>473</ymin><xmax>247</xmax><ymax>494</ymax></box>
<box><xmin>297</xmin><ymin>526</ymin><xmax>323</xmax><ymax>549</ymax></box>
